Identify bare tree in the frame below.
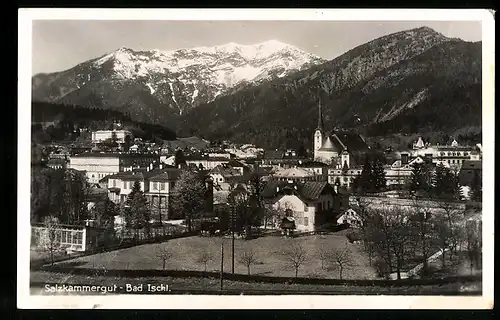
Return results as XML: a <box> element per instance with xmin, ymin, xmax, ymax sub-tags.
<box><xmin>409</xmin><ymin>203</ymin><xmax>434</xmax><ymax>274</ymax></box>
<box><xmin>317</xmin><ymin>248</ymin><xmax>330</xmax><ymax>270</ymax></box>
<box><xmin>238</xmin><ymin>248</ymin><xmax>259</xmax><ymax>275</ymax></box>
<box><xmin>155</xmin><ymin>245</ymin><xmax>174</xmax><ymax>270</ymax></box>
<box><xmin>465</xmin><ymin>219</ymin><xmax>482</xmax><ymax>273</ymax></box>
<box><xmin>330</xmin><ymin>245</ymin><xmax>355</xmax><ymax>279</ymax></box>
<box><xmin>370</xmin><ymin>206</ymin><xmax>414</xmax><ymax>280</ymax></box>
<box><xmin>351</xmin><ymin>197</ymin><xmax>376</xmax><ymax>266</ymax></box>
<box><xmin>281</xmin><ymin>243</ymin><xmax>308</xmax><ymax>278</ymax></box>
<box><xmin>196</xmin><ymin>248</ymin><xmax>214</xmax><ymax>272</ymax></box>
<box><xmin>39</xmin><ymin>216</ymin><xmax>61</xmax><ymax>266</ymax></box>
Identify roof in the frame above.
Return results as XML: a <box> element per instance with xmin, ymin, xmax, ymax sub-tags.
<box><xmin>319</xmin><ymin>136</ymin><xmax>338</xmax><ymax>152</ymax></box>
<box><xmin>71</xmin><ymin>152</ymin><xmax>158</xmax><ymax>159</ymax></box>
<box><xmin>274</xmin><ymin>167</ymin><xmax>315</xmax><ymax>178</ymax></box>
<box><xmin>261</xmin><ymin>181</ymin><xmax>335</xmax><ymax>201</ymax></box>
<box><xmin>263</xmin><ymin>150</ymin><xmax>284</xmax><ymax>160</ymax></box>
<box><xmin>461</xmin><ymin>160</ymin><xmax>482</xmax><ymax>170</ymax></box>
<box><xmin>298</xmin><ymin>161</ymin><xmax>329</xmax><ymax>168</ymax></box>
<box><xmin>47</xmin><ymin>158</ymin><xmax>67</xmax><ymax>165</ymax></box>
<box><xmin>185</xmin><ymin>155</ymin><xmax>231</xmax><ymax>162</ymax></box>
<box><xmin>210</xmin><ymin>164</ymin><xmax>242</xmax><ymax>177</ymax></box>
<box><xmin>105</xmin><ymin>168</ymin><xmax>181</xmax><ymax>182</ymax></box>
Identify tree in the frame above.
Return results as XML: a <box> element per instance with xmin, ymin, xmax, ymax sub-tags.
<box><xmin>125</xmin><ymin>181</ymin><xmax>150</xmax><ymax>238</ymax></box>
<box><xmin>281</xmin><ymin>243</ymin><xmax>308</xmax><ymax>278</ymax></box>
<box><xmin>330</xmin><ymin>245</ymin><xmax>355</xmax><ymax>279</ymax></box>
<box><xmin>465</xmin><ymin>220</ymin><xmax>482</xmax><ymax>272</ymax></box>
<box><xmin>174</xmin><ymin>149</ymin><xmax>186</xmax><ymax>167</ymax></box>
<box><xmin>409</xmin><ymin>163</ymin><xmax>432</xmax><ymax>197</ymax></box>
<box><xmin>369</xmin><ymin>206</ymin><xmax>414</xmax><ymax>280</ymax></box>
<box><xmin>317</xmin><ymin>248</ymin><xmax>330</xmax><ymax>270</ymax></box>
<box><xmin>238</xmin><ymin>248</ymin><xmax>259</xmax><ymax>275</ymax></box>
<box><xmin>433</xmin><ymin>163</ymin><xmax>460</xmax><ymax>200</ymax></box>
<box><xmin>469</xmin><ymin>170</ymin><xmax>482</xmax><ymax>202</ymax></box>
<box><xmin>372</xmin><ymin>158</ymin><xmax>387</xmax><ymax>192</ymax></box>
<box><xmin>40</xmin><ymin>216</ymin><xmax>61</xmax><ymax>266</ymax></box>
<box><xmin>171</xmin><ymin>170</ymin><xmax>207</xmax><ymax>232</ymax></box>
<box><xmin>357</xmin><ymin>157</ymin><xmax>373</xmax><ymax>194</ymax></box>
<box><xmin>196</xmin><ymin>247</ymin><xmax>214</xmax><ymax>272</ymax></box>
<box><xmin>155</xmin><ymin>245</ymin><xmax>174</xmax><ymax>270</ymax></box>
<box><xmin>409</xmin><ymin>203</ymin><xmax>434</xmax><ymax>274</ymax></box>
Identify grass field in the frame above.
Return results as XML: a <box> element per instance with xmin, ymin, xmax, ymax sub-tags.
<box><xmin>51</xmin><ymin>232</ymin><xmax>379</xmax><ymax>280</ymax></box>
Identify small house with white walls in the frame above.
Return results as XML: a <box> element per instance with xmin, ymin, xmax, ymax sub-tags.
<box><xmin>260</xmin><ymin>180</ymin><xmax>341</xmax><ymax>232</ymax></box>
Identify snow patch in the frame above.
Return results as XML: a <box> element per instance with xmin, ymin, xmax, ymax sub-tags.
<box><xmin>146</xmin><ymin>83</ymin><xmax>155</xmax><ymax>94</ymax></box>
<box><xmin>191</xmin><ymin>89</ymin><xmax>199</xmax><ymax>103</ymax></box>
<box><xmin>379</xmin><ymin>89</ymin><xmax>428</xmax><ymax>122</ymax></box>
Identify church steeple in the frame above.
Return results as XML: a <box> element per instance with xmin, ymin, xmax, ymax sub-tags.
<box><xmin>317</xmin><ymin>97</ymin><xmax>324</xmax><ymax>131</ymax></box>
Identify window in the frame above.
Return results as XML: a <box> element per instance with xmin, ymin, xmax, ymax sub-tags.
<box><xmin>304</xmin><ymin>203</ymin><xmax>308</xmax><ymax>211</ymax></box>
<box><xmin>152</xmin><ymin>182</ymin><xmax>158</xmax><ymax>191</ymax></box>
<box><xmin>74</xmin><ymin>231</ymin><xmax>83</xmax><ymax>245</ymax></box>
<box><xmin>303</xmin><ymin>217</ymin><xmax>309</xmax><ymax>226</ymax></box>
<box><xmin>160</xmin><ymin>183</ymin><xmax>165</xmax><ymax>191</ymax></box>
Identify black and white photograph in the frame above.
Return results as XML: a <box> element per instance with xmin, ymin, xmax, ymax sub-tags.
<box><xmin>18</xmin><ymin>9</ymin><xmax>494</xmax><ymax>309</ymax></box>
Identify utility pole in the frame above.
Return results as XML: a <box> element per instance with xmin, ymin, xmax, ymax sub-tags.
<box><xmin>231</xmin><ymin>207</ymin><xmax>235</xmax><ymax>274</ymax></box>
<box><xmin>220</xmin><ymin>242</ymin><xmax>224</xmax><ymax>292</ymax></box>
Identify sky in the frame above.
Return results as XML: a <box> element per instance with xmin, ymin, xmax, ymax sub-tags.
<box><xmin>32</xmin><ymin>20</ymin><xmax>482</xmax><ymax>75</ymax></box>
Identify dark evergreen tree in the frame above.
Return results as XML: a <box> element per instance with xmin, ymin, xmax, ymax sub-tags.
<box><xmin>433</xmin><ymin>163</ymin><xmax>460</xmax><ymax>200</ymax></box>
<box><xmin>409</xmin><ymin>163</ymin><xmax>432</xmax><ymax>196</ymax></box>
<box><xmin>358</xmin><ymin>157</ymin><xmax>373</xmax><ymax>194</ymax></box>
<box><xmin>372</xmin><ymin>159</ymin><xmax>387</xmax><ymax>191</ymax></box>
<box><xmin>175</xmin><ymin>149</ymin><xmax>187</xmax><ymax>167</ymax></box>
<box><xmin>125</xmin><ymin>181</ymin><xmax>150</xmax><ymax>237</ymax></box>
<box><xmin>470</xmin><ymin>170</ymin><xmax>482</xmax><ymax>202</ymax></box>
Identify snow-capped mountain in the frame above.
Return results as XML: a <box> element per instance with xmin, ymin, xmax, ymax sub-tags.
<box><xmin>32</xmin><ymin>40</ymin><xmax>326</xmax><ymax>124</ymax></box>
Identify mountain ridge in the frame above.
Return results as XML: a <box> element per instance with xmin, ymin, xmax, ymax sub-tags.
<box><xmin>32</xmin><ymin>40</ymin><xmax>326</xmax><ymax>125</ymax></box>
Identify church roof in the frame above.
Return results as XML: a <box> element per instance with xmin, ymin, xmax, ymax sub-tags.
<box><xmin>319</xmin><ymin>136</ymin><xmax>338</xmax><ymax>152</ymax></box>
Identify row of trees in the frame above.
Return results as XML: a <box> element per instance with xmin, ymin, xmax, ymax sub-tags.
<box><xmin>154</xmin><ymin>241</ymin><xmax>354</xmax><ymax>279</ymax></box>
<box><xmin>350</xmin><ymin>199</ymin><xmax>482</xmax><ymax>279</ymax></box>
<box><xmin>351</xmin><ymin>157</ymin><xmax>480</xmax><ymax>202</ymax></box>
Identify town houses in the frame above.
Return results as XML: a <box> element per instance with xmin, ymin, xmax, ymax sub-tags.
<box><xmin>32</xmin><ymin>106</ymin><xmax>483</xmax><ymax>255</ymax></box>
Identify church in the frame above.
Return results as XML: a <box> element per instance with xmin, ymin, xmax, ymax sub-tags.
<box><xmin>313</xmin><ymin>101</ymin><xmax>370</xmax><ymax>168</ymax></box>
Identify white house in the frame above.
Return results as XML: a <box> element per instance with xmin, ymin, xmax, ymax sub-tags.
<box><xmin>91</xmin><ymin>130</ymin><xmax>132</xmax><ymax>144</ymax></box>
<box><xmin>261</xmin><ymin>181</ymin><xmax>340</xmax><ymax>232</ymax></box>
<box><xmin>336</xmin><ymin>208</ymin><xmax>363</xmax><ymax>228</ymax></box>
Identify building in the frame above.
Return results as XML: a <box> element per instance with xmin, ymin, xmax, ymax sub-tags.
<box><xmin>459</xmin><ymin>160</ymin><xmax>482</xmax><ymax>187</ymax></box>
<box><xmin>46</xmin><ymin>158</ymin><xmax>68</xmax><ymax>170</ymax></box>
<box><xmin>184</xmin><ymin>155</ymin><xmax>231</xmax><ymax>170</ymax></box>
<box><xmin>31</xmin><ymin>223</ymin><xmax>106</xmax><ymax>253</ymax></box>
<box><xmin>261</xmin><ymin>149</ymin><xmax>307</xmax><ymax>168</ymax></box>
<box><xmin>336</xmin><ymin>208</ymin><xmax>363</xmax><ymax>228</ymax></box>
<box><xmin>103</xmin><ymin>166</ymin><xmax>189</xmax><ymax>220</ymax></box>
<box><xmin>69</xmin><ymin>153</ymin><xmax>159</xmax><ymax>183</ymax></box>
<box><xmin>261</xmin><ymin>180</ymin><xmax>341</xmax><ymax>232</ymax></box>
<box><xmin>209</xmin><ymin>164</ymin><xmax>244</xmax><ymax>189</ymax></box>
<box><xmin>313</xmin><ymin>101</ymin><xmax>370</xmax><ymax>166</ymax></box>
<box><xmin>407</xmin><ymin>137</ymin><xmax>480</xmax><ymax>169</ymax></box>
<box><xmin>272</xmin><ymin>167</ymin><xmax>326</xmax><ymax>183</ymax></box>
<box><xmin>91</xmin><ymin>130</ymin><xmax>132</xmax><ymax>144</ymax></box>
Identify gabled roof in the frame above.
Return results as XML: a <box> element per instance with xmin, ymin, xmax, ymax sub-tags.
<box><xmin>210</xmin><ymin>164</ymin><xmax>242</xmax><ymax>177</ymax></box>
<box><xmin>263</xmin><ymin>150</ymin><xmax>284</xmax><ymax>160</ymax></box>
<box><xmin>261</xmin><ymin>181</ymin><xmax>336</xmax><ymax>201</ymax></box>
<box><xmin>274</xmin><ymin>167</ymin><xmax>315</xmax><ymax>178</ymax></box>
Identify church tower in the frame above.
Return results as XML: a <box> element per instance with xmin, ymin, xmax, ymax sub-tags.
<box><xmin>314</xmin><ymin>99</ymin><xmax>324</xmax><ymax>156</ymax></box>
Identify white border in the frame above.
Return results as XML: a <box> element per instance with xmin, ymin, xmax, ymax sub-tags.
<box><xmin>18</xmin><ymin>9</ymin><xmax>495</xmax><ymax>310</ymax></box>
